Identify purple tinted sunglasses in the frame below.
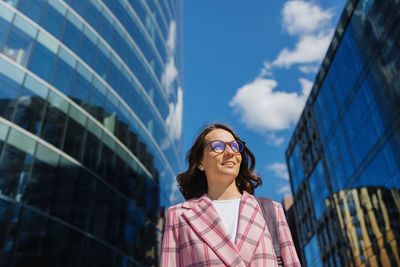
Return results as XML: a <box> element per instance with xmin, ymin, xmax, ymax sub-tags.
<box><xmin>204</xmin><ymin>140</ymin><xmax>245</xmax><ymax>154</ymax></box>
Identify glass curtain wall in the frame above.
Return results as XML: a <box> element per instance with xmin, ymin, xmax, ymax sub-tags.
<box><xmin>286</xmin><ymin>0</ymin><xmax>400</xmax><ymax>266</ymax></box>
<box><xmin>0</xmin><ymin>0</ymin><xmax>183</xmax><ymax>266</ymax></box>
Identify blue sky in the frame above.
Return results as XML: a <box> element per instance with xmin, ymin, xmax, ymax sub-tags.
<box><xmin>182</xmin><ymin>0</ymin><xmax>347</xmax><ymax>201</ymax></box>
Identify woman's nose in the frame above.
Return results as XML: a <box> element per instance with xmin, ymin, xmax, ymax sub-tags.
<box><xmin>224</xmin><ymin>144</ymin><xmax>235</xmax><ymax>155</ymax></box>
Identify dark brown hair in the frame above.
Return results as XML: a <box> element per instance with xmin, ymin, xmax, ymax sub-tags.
<box><xmin>177</xmin><ymin>123</ymin><xmax>262</xmax><ymax>200</ymax></box>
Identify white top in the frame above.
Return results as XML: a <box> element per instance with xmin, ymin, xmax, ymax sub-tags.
<box><xmin>212</xmin><ymin>198</ymin><xmax>241</xmax><ymax>243</ymax></box>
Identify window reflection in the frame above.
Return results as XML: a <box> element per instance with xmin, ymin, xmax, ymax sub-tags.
<box><xmin>0</xmin><ymin>133</ymin><xmax>34</xmax><ymax>201</ymax></box>
<box><xmin>17</xmin><ymin>0</ymin><xmax>45</xmax><ymax>24</ymax></box>
<box><xmin>83</xmin><ymin>120</ymin><xmax>102</xmax><ymax>172</ymax></box>
<box><xmin>41</xmin><ymin>0</ymin><xmax>66</xmax><ymax>40</ymax></box>
<box><xmin>24</xmin><ymin>143</ymin><xmax>59</xmax><ymax>211</ymax></box>
<box><xmin>309</xmin><ymin>161</ymin><xmax>330</xmax><ymax>220</ymax></box>
<box><xmin>40</xmin><ymin>91</ymin><xmax>68</xmax><ymax>148</ymax></box>
<box><xmin>63</xmin><ymin>107</ymin><xmax>87</xmax><ymax>161</ymax></box>
<box><xmin>94</xmin><ymin>41</ymin><xmax>110</xmax><ymax>80</ymax></box>
<box><xmin>0</xmin><ymin>65</ymin><xmax>22</xmax><ymax>120</ymax></box>
<box><xmin>2</xmin><ymin>16</ymin><xmax>36</xmax><ymax>67</ymax></box>
<box><xmin>13</xmin><ymin>207</ymin><xmax>47</xmax><ymax>266</ymax></box>
<box><xmin>28</xmin><ymin>33</ymin><xmax>57</xmax><ymax>82</ymax></box>
<box><xmin>304</xmin><ymin>235</ymin><xmax>323</xmax><ymax>267</ymax></box>
<box><xmin>0</xmin><ymin>9</ymin><xmax>12</xmax><ymax>47</ymax></box>
<box><xmin>51</xmin><ymin>47</ymin><xmax>77</xmax><ymax>96</ymax></box>
<box><xmin>13</xmin><ymin>77</ymin><xmax>48</xmax><ymax>135</ymax></box>
<box><xmin>0</xmin><ymin>199</ymin><xmax>20</xmax><ymax>266</ymax></box>
<box><xmin>88</xmin><ymin>76</ymin><xmax>105</xmax><ymax>115</ymax></box>
<box><xmin>79</xmin><ymin>27</ymin><xmax>98</xmax><ymax>68</ymax></box>
<box><xmin>72</xmin><ymin>169</ymin><xmax>96</xmax><ymax>231</ymax></box>
<box><xmin>61</xmin><ymin>12</ymin><xmax>83</xmax><ymax>54</ymax></box>
<box><xmin>288</xmin><ymin>144</ymin><xmax>304</xmax><ymax>193</ymax></box>
<box><xmin>85</xmin><ymin>0</ymin><xmax>102</xmax><ymax>32</ymax></box>
<box><xmin>71</xmin><ymin>64</ymin><xmax>92</xmax><ymax>109</ymax></box>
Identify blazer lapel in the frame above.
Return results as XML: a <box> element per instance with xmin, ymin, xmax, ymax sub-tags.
<box><xmin>181</xmin><ymin>194</ymin><xmax>245</xmax><ymax>267</ymax></box>
<box><xmin>235</xmin><ymin>191</ymin><xmax>267</xmax><ymax>265</ymax></box>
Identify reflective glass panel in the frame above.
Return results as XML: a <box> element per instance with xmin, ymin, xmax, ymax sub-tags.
<box><xmin>13</xmin><ymin>76</ymin><xmax>48</xmax><ymax>135</ymax></box>
<box><xmin>88</xmin><ymin>77</ymin><xmax>106</xmax><ymax>122</ymax></box>
<box><xmin>304</xmin><ymin>235</ymin><xmax>323</xmax><ymax>267</ymax></box>
<box><xmin>28</xmin><ymin>32</ymin><xmax>58</xmax><ymax>82</ymax></box>
<box><xmin>61</xmin><ymin>12</ymin><xmax>83</xmax><ymax>54</ymax></box>
<box><xmin>50</xmin><ymin>157</ymin><xmax>79</xmax><ymax>223</ymax></box>
<box><xmin>0</xmin><ymin>7</ymin><xmax>13</xmax><ymax>47</ymax></box>
<box><xmin>94</xmin><ymin>41</ymin><xmax>109</xmax><ymax>79</ymax></box>
<box><xmin>71</xmin><ymin>63</ymin><xmax>92</xmax><ymax>108</ymax></box>
<box><xmin>63</xmin><ymin>105</ymin><xmax>87</xmax><ymax>160</ymax></box>
<box><xmin>0</xmin><ymin>59</ymin><xmax>24</xmax><ymax>120</ymax></box>
<box><xmin>308</xmin><ymin>161</ymin><xmax>330</xmax><ymax>220</ymax></box>
<box><xmin>0</xmin><ymin>199</ymin><xmax>20</xmax><ymax>266</ymax></box>
<box><xmin>103</xmin><ymin>91</ymin><xmax>119</xmax><ymax>134</ymax></box>
<box><xmin>12</xmin><ymin>207</ymin><xmax>47</xmax><ymax>266</ymax></box>
<box><xmin>85</xmin><ymin>0</ymin><xmax>102</xmax><ymax>32</ymax></box>
<box><xmin>79</xmin><ymin>26</ymin><xmax>97</xmax><ymax>67</ymax></box>
<box><xmin>82</xmin><ymin>120</ymin><xmax>101</xmax><ymax>172</ymax></box>
<box><xmin>2</xmin><ymin>15</ymin><xmax>36</xmax><ymax>67</ymax></box>
<box><xmin>288</xmin><ymin>144</ymin><xmax>304</xmax><ymax>193</ymax></box>
<box><xmin>68</xmin><ymin>0</ymin><xmax>88</xmax><ymax>17</ymax></box>
<box><xmin>17</xmin><ymin>0</ymin><xmax>45</xmax><ymax>24</ymax></box>
<box><xmin>52</xmin><ymin>47</ymin><xmax>76</xmax><ymax>95</ymax></box>
<box><xmin>0</xmin><ymin>128</ymin><xmax>35</xmax><ymax>201</ymax></box>
<box><xmin>40</xmin><ymin>91</ymin><xmax>69</xmax><ymax>148</ymax></box>
<box><xmin>41</xmin><ymin>0</ymin><xmax>66</xmax><ymax>39</ymax></box>
<box><xmin>24</xmin><ymin>143</ymin><xmax>59</xmax><ymax>211</ymax></box>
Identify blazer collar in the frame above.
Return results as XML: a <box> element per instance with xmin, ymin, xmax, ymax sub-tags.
<box><xmin>235</xmin><ymin>191</ymin><xmax>267</xmax><ymax>265</ymax></box>
<box><xmin>181</xmin><ymin>192</ymin><xmax>266</xmax><ymax>266</ymax></box>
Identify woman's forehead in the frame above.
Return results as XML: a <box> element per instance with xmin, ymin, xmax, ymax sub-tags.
<box><xmin>204</xmin><ymin>129</ymin><xmax>236</xmax><ymax>142</ymax></box>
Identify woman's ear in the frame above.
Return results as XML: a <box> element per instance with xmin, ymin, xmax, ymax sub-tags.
<box><xmin>198</xmin><ymin>165</ymin><xmax>204</xmax><ymax>171</ymax></box>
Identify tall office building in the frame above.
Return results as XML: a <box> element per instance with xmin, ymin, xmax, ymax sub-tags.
<box><xmin>285</xmin><ymin>0</ymin><xmax>400</xmax><ymax>266</ymax></box>
<box><xmin>0</xmin><ymin>0</ymin><xmax>183</xmax><ymax>266</ymax></box>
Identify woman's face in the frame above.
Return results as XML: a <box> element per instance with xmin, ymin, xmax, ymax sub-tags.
<box><xmin>199</xmin><ymin>129</ymin><xmax>242</xmax><ymax>185</ymax></box>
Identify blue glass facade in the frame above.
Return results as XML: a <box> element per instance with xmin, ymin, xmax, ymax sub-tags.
<box><xmin>0</xmin><ymin>0</ymin><xmax>183</xmax><ymax>266</ymax></box>
<box><xmin>286</xmin><ymin>0</ymin><xmax>400</xmax><ymax>266</ymax></box>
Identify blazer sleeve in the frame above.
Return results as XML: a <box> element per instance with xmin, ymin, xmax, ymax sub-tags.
<box><xmin>160</xmin><ymin>207</ymin><xmax>180</xmax><ymax>267</ymax></box>
<box><xmin>276</xmin><ymin>203</ymin><xmax>302</xmax><ymax>267</ymax></box>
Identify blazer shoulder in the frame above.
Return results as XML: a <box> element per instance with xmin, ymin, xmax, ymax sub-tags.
<box><xmin>168</xmin><ymin>196</ymin><xmax>203</xmax><ymax>212</ymax></box>
<box><xmin>272</xmin><ymin>200</ymin><xmax>283</xmax><ymax>208</ymax></box>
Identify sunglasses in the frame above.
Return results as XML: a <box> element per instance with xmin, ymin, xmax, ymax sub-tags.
<box><xmin>205</xmin><ymin>140</ymin><xmax>245</xmax><ymax>154</ymax></box>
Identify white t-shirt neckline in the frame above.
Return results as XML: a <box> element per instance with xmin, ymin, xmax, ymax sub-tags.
<box><xmin>211</xmin><ymin>198</ymin><xmax>241</xmax><ymax>244</ymax></box>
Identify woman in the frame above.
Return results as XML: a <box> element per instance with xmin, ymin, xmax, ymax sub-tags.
<box><xmin>160</xmin><ymin>124</ymin><xmax>301</xmax><ymax>266</ymax></box>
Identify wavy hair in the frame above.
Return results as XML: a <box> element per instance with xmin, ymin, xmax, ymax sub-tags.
<box><xmin>177</xmin><ymin>124</ymin><xmax>262</xmax><ymax>200</ymax></box>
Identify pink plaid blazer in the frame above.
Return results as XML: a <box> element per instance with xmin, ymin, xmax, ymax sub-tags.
<box><xmin>160</xmin><ymin>191</ymin><xmax>301</xmax><ymax>267</ymax></box>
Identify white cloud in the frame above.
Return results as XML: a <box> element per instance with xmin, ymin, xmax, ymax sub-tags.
<box><xmin>231</xmin><ymin>0</ymin><xmax>337</xmax><ymax>145</ymax></box>
<box><xmin>266</xmin><ymin>133</ymin><xmax>285</xmax><ymax>146</ymax></box>
<box><xmin>299</xmin><ymin>77</ymin><xmax>313</xmax><ymax>96</ymax></box>
<box><xmin>267</xmin><ymin>162</ymin><xmax>289</xmax><ymax>180</ymax></box>
<box><xmin>282</xmin><ymin>0</ymin><xmax>334</xmax><ymax>36</ymax></box>
<box><xmin>169</xmin><ymin>179</ymin><xmax>180</xmax><ymax>204</ymax></box>
<box><xmin>165</xmin><ymin>86</ymin><xmax>183</xmax><ymax>141</ymax></box>
<box><xmin>298</xmin><ymin>64</ymin><xmax>320</xmax><ymax>74</ymax></box>
<box><xmin>229</xmin><ymin>78</ymin><xmax>309</xmax><ymax>132</ymax></box>
<box><xmin>162</xmin><ymin>21</ymin><xmax>178</xmax><ymax>97</ymax></box>
<box><xmin>272</xmin><ymin>31</ymin><xmax>333</xmax><ymax>69</ymax></box>
<box><xmin>162</xmin><ymin>57</ymin><xmax>178</xmax><ymax>96</ymax></box>
<box><xmin>166</xmin><ymin>21</ymin><xmax>177</xmax><ymax>54</ymax></box>
<box><xmin>258</xmin><ymin>1</ymin><xmax>334</xmax><ymax>74</ymax></box>
<box><xmin>277</xmin><ymin>184</ymin><xmax>292</xmax><ymax>195</ymax></box>
<box><xmin>161</xmin><ymin>21</ymin><xmax>183</xmax><ymax>148</ymax></box>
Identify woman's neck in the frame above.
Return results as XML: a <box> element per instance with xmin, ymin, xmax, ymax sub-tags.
<box><xmin>207</xmin><ymin>179</ymin><xmax>242</xmax><ymax>200</ymax></box>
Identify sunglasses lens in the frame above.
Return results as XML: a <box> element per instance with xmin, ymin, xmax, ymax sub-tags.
<box><xmin>230</xmin><ymin>140</ymin><xmax>243</xmax><ymax>153</ymax></box>
<box><xmin>210</xmin><ymin>141</ymin><xmax>225</xmax><ymax>153</ymax></box>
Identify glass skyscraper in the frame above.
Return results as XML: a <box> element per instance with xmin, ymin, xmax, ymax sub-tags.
<box><xmin>286</xmin><ymin>0</ymin><xmax>400</xmax><ymax>266</ymax></box>
<box><xmin>0</xmin><ymin>0</ymin><xmax>183</xmax><ymax>266</ymax></box>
